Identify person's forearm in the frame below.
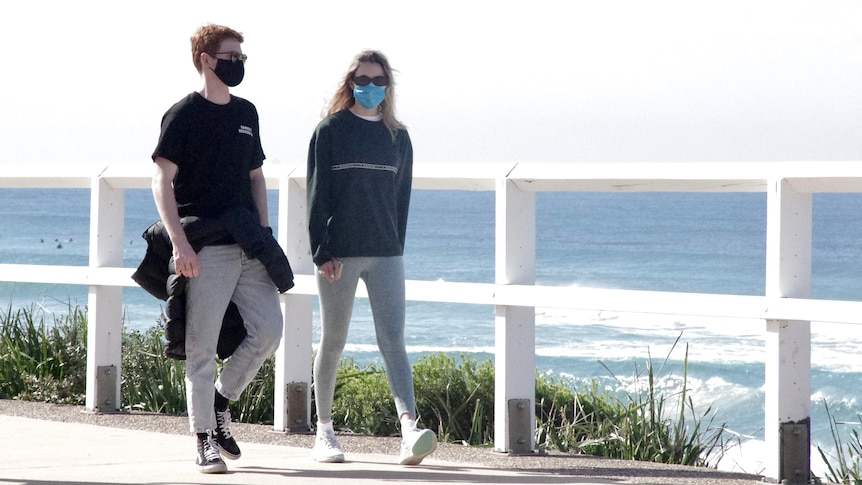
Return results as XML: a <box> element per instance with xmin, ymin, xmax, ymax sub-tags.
<box><xmin>152</xmin><ymin>164</ymin><xmax>188</xmax><ymax>248</ymax></box>
<box><xmin>250</xmin><ymin>169</ymin><xmax>269</xmax><ymax>227</ymax></box>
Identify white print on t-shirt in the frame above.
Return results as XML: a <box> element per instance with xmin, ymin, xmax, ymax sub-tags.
<box><xmin>331</xmin><ymin>163</ymin><xmax>397</xmax><ymax>174</ymax></box>
<box><xmin>238</xmin><ymin>125</ymin><xmax>253</xmax><ymax>136</ymax></box>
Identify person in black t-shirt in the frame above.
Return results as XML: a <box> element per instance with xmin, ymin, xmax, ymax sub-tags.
<box><xmin>306</xmin><ymin>50</ymin><xmax>437</xmax><ymax>466</ymax></box>
<box><xmin>151</xmin><ymin>23</ymin><xmax>283</xmax><ymax>474</ymax></box>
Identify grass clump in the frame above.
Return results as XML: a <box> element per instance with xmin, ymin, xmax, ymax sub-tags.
<box><xmin>592</xmin><ymin>336</ymin><xmax>729</xmax><ymax>466</ymax></box>
<box><xmin>0</xmin><ymin>303</ymin><xmax>87</xmax><ymax>404</ymax></box>
<box><xmin>326</xmin><ymin>353</ymin><xmax>496</xmax><ymax>442</ymax></box>
<box><xmin>122</xmin><ymin>323</ymin><xmax>186</xmax><ymax>414</ymax></box>
<box><xmin>330</xmin><ymin>359</ymin><xmax>397</xmax><ymax>434</ymax></box>
<box><xmin>413</xmin><ymin>352</ymin><xmax>495</xmax><ymax>444</ymax></box>
<box><xmin>534</xmin><ymin>334</ymin><xmax>730</xmax><ymax>467</ymax></box>
<box><xmin>816</xmin><ymin>401</ymin><xmax>862</xmax><ymax>484</ymax></box>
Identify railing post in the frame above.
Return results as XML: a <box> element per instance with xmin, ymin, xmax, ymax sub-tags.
<box><xmin>493</xmin><ymin>176</ymin><xmax>536</xmax><ymax>453</ymax></box>
<box><xmin>764</xmin><ymin>178</ymin><xmax>812</xmax><ymax>483</ymax></box>
<box><xmin>273</xmin><ymin>175</ymin><xmax>313</xmax><ymax>432</ymax></box>
<box><xmin>85</xmin><ymin>176</ymin><xmax>124</xmax><ymax>413</ymax></box>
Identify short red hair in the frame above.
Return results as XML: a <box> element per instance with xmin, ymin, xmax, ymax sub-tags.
<box><xmin>190</xmin><ymin>24</ymin><xmax>244</xmax><ymax>74</ymax></box>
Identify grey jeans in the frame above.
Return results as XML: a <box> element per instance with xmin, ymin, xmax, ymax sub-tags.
<box><xmin>185</xmin><ymin>244</ymin><xmax>283</xmax><ymax>433</ymax></box>
<box><xmin>313</xmin><ymin>256</ymin><xmax>416</xmax><ymax>422</ymax></box>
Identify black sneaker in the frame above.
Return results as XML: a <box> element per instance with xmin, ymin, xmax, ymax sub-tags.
<box><xmin>214</xmin><ymin>408</ymin><xmax>241</xmax><ymax>460</ymax></box>
<box><xmin>196</xmin><ymin>432</ymin><xmax>227</xmax><ymax>474</ymax></box>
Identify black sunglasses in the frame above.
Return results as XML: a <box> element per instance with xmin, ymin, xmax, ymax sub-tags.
<box><xmin>211</xmin><ymin>51</ymin><xmax>248</xmax><ymax>63</ymax></box>
<box><xmin>353</xmin><ymin>75</ymin><xmax>389</xmax><ymax>87</ymax></box>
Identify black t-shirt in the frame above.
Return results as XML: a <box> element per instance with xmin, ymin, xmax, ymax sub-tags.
<box><xmin>152</xmin><ymin>92</ymin><xmax>265</xmax><ymax>218</ymax></box>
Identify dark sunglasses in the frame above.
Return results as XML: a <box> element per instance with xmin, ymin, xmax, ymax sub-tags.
<box><xmin>212</xmin><ymin>51</ymin><xmax>248</xmax><ymax>63</ymax></box>
<box><xmin>353</xmin><ymin>75</ymin><xmax>389</xmax><ymax>87</ymax></box>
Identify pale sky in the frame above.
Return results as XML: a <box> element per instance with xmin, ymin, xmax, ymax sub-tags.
<box><xmin>1</xmin><ymin>0</ymin><xmax>860</xmax><ymax>168</ymax></box>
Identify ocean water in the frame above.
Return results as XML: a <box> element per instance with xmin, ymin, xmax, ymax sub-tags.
<box><xmin>2</xmin><ymin>187</ymin><xmax>862</xmax><ymax>475</ymax></box>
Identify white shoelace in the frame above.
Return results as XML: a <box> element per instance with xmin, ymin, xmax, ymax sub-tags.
<box><xmin>317</xmin><ymin>430</ymin><xmax>340</xmax><ymax>449</ymax></box>
<box><xmin>202</xmin><ymin>435</ymin><xmax>222</xmax><ymax>462</ymax></box>
<box><xmin>215</xmin><ymin>410</ymin><xmax>234</xmax><ymax>440</ymax></box>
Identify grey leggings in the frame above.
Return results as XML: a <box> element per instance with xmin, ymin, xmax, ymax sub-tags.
<box><xmin>313</xmin><ymin>256</ymin><xmax>415</xmax><ymax>422</ymax></box>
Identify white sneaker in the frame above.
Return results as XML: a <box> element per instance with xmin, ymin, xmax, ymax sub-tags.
<box><xmin>398</xmin><ymin>428</ymin><xmax>437</xmax><ymax>465</ymax></box>
<box><xmin>310</xmin><ymin>428</ymin><xmax>345</xmax><ymax>463</ymax></box>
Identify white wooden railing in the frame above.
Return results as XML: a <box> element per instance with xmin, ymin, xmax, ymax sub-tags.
<box><xmin>4</xmin><ymin>161</ymin><xmax>862</xmax><ymax>483</ymax></box>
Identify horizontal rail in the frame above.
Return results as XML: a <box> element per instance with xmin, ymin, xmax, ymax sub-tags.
<box><xmin>4</xmin><ymin>161</ymin><xmax>862</xmax><ymax>193</ymax></box>
<box><xmin>5</xmin><ymin>263</ymin><xmax>862</xmax><ymax>326</ymax></box>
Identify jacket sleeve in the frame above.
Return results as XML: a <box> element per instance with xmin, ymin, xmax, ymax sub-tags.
<box><xmin>131</xmin><ymin>221</ymin><xmax>172</xmax><ymax>301</ymax></box>
<box><xmin>307</xmin><ymin>121</ymin><xmax>334</xmax><ymax>266</ymax></box>
<box><xmin>396</xmin><ymin>130</ymin><xmax>413</xmax><ymax>250</ymax></box>
<box><xmin>163</xmin><ymin>272</ymin><xmax>188</xmax><ymax>360</ymax></box>
<box><xmin>219</xmin><ymin>206</ymin><xmax>295</xmax><ymax>293</ymax></box>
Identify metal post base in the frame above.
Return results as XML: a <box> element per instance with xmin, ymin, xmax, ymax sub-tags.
<box><xmin>508</xmin><ymin>399</ymin><xmax>532</xmax><ymax>455</ymax></box>
<box><xmin>286</xmin><ymin>382</ymin><xmax>310</xmax><ymax>433</ymax></box>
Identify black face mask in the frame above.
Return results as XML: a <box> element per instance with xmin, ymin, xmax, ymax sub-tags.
<box><xmin>213</xmin><ymin>58</ymin><xmax>245</xmax><ymax>87</ymax></box>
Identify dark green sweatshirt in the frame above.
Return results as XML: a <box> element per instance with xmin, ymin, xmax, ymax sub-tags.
<box><xmin>307</xmin><ymin>109</ymin><xmax>413</xmax><ymax>266</ymax></box>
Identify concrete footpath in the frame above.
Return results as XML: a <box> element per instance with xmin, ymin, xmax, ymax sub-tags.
<box><xmin>0</xmin><ymin>400</ymin><xmax>764</xmax><ymax>485</ymax></box>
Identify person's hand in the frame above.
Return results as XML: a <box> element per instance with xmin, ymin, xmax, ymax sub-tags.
<box><xmin>173</xmin><ymin>240</ymin><xmax>199</xmax><ymax>278</ymax></box>
<box><xmin>318</xmin><ymin>259</ymin><xmax>342</xmax><ymax>282</ymax></box>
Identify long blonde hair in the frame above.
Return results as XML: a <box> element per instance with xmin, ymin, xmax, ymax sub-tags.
<box><xmin>325</xmin><ymin>50</ymin><xmax>406</xmax><ymax>137</ymax></box>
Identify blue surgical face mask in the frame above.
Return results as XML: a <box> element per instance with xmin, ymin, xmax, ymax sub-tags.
<box><xmin>353</xmin><ymin>83</ymin><xmax>386</xmax><ymax>110</ymax></box>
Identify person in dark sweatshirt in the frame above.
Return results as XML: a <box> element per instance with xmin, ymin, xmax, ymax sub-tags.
<box><xmin>306</xmin><ymin>49</ymin><xmax>436</xmax><ymax>466</ymax></box>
